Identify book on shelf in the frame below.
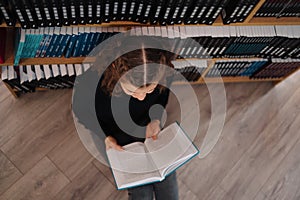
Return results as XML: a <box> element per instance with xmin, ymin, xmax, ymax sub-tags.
<box><xmin>255</xmin><ymin>0</ymin><xmax>300</xmax><ymax>17</ymax></box>
<box><xmin>106</xmin><ymin>122</ymin><xmax>199</xmax><ymax>190</ymax></box>
<box><xmin>0</xmin><ymin>0</ymin><xmax>16</xmax><ymax>26</ymax></box>
<box><xmin>0</xmin><ymin>28</ymin><xmax>5</xmax><ymax>64</ymax></box>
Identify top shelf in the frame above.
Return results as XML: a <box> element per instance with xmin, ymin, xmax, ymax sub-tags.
<box><xmin>1</xmin><ymin>16</ymin><xmax>299</xmax><ymax>28</ymax></box>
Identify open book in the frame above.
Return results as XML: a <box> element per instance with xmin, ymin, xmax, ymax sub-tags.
<box><xmin>106</xmin><ymin>122</ymin><xmax>199</xmax><ymax>190</ymax></box>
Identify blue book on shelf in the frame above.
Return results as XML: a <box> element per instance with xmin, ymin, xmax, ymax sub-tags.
<box><xmin>14</xmin><ymin>29</ymin><xmax>26</xmax><ymax>66</ymax></box>
<box><xmin>35</xmin><ymin>28</ymin><xmax>49</xmax><ymax>57</ymax></box>
<box><xmin>40</xmin><ymin>28</ymin><xmax>55</xmax><ymax>58</ymax></box>
<box><xmin>45</xmin><ymin>27</ymin><xmax>61</xmax><ymax>57</ymax></box>
<box><xmin>78</xmin><ymin>27</ymin><xmax>91</xmax><ymax>57</ymax></box>
<box><xmin>31</xmin><ymin>29</ymin><xmax>44</xmax><ymax>58</ymax></box>
<box><xmin>72</xmin><ymin>27</ymin><xmax>85</xmax><ymax>57</ymax></box>
<box><xmin>65</xmin><ymin>27</ymin><xmax>79</xmax><ymax>58</ymax></box>
<box><xmin>57</xmin><ymin>27</ymin><xmax>72</xmax><ymax>57</ymax></box>
<box><xmin>51</xmin><ymin>27</ymin><xmax>67</xmax><ymax>57</ymax></box>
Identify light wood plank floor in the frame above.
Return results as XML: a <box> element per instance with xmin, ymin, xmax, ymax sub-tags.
<box><xmin>0</xmin><ymin>70</ymin><xmax>300</xmax><ymax>200</ymax></box>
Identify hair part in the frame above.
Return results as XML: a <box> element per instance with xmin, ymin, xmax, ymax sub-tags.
<box><xmin>101</xmin><ymin>48</ymin><xmax>175</xmax><ymax>96</ymax></box>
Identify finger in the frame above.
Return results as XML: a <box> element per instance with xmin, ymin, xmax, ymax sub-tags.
<box><xmin>112</xmin><ymin>143</ymin><xmax>124</xmax><ymax>151</ymax></box>
<box><xmin>152</xmin><ymin>134</ymin><xmax>157</xmax><ymax>140</ymax></box>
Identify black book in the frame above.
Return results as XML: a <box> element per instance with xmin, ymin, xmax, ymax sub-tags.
<box><xmin>50</xmin><ymin>64</ymin><xmax>72</xmax><ymax>88</ymax></box>
<box><xmin>183</xmin><ymin>0</ymin><xmax>205</xmax><ymax>24</ymax></box>
<box><xmin>14</xmin><ymin>66</ymin><xmax>34</xmax><ymax>92</ymax></box>
<box><xmin>221</xmin><ymin>0</ymin><xmax>240</xmax><ymax>24</ymax></box>
<box><xmin>110</xmin><ymin>0</ymin><xmax>120</xmax><ymax>21</ymax></box>
<box><xmin>0</xmin><ymin>0</ymin><xmax>16</xmax><ymax>26</ymax></box>
<box><xmin>69</xmin><ymin>0</ymin><xmax>78</xmax><ymax>25</ymax></box>
<box><xmin>29</xmin><ymin>65</ymin><xmax>49</xmax><ymax>89</ymax></box>
<box><xmin>30</xmin><ymin>0</ymin><xmax>46</xmax><ymax>27</ymax></box>
<box><xmin>192</xmin><ymin>0</ymin><xmax>212</xmax><ymax>24</ymax></box>
<box><xmin>45</xmin><ymin>0</ymin><xmax>60</xmax><ymax>26</ymax></box>
<box><xmin>139</xmin><ymin>0</ymin><xmax>155</xmax><ymax>24</ymax></box>
<box><xmin>10</xmin><ymin>0</ymin><xmax>30</xmax><ymax>29</ymax></box>
<box><xmin>173</xmin><ymin>0</ymin><xmax>191</xmax><ymax>24</ymax></box>
<box><xmin>60</xmin><ymin>0</ymin><xmax>70</xmax><ymax>26</ymax></box>
<box><xmin>76</xmin><ymin>0</ymin><xmax>86</xmax><ymax>24</ymax></box>
<box><xmin>94</xmin><ymin>0</ymin><xmax>102</xmax><ymax>24</ymax></box>
<box><xmin>149</xmin><ymin>0</ymin><xmax>164</xmax><ymax>24</ymax></box>
<box><xmin>39</xmin><ymin>0</ymin><xmax>55</xmax><ymax>26</ymax></box>
<box><xmin>237</xmin><ymin>0</ymin><xmax>259</xmax><ymax>23</ymax></box>
<box><xmin>53</xmin><ymin>0</ymin><xmax>65</xmax><ymax>26</ymax></box>
<box><xmin>44</xmin><ymin>64</ymin><xmax>66</xmax><ymax>88</ymax></box>
<box><xmin>201</xmin><ymin>0</ymin><xmax>221</xmax><ymax>25</ymax></box>
<box><xmin>6</xmin><ymin>66</ymin><xmax>24</xmax><ymax>93</ymax></box>
<box><xmin>22</xmin><ymin>0</ymin><xmax>39</xmax><ymax>28</ymax></box>
<box><xmin>131</xmin><ymin>0</ymin><xmax>145</xmax><ymax>23</ymax></box>
<box><xmin>59</xmin><ymin>64</ymin><xmax>75</xmax><ymax>87</ymax></box>
<box><xmin>102</xmin><ymin>0</ymin><xmax>112</xmax><ymax>22</ymax></box>
<box><xmin>20</xmin><ymin>65</ymin><xmax>36</xmax><ymax>92</ymax></box>
<box><xmin>44</xmin><ymin>0</ymin><xmax>61</xmax><ymax>27</ymax></box>
<box><xmin>85</xmin><ymin>0</ymin><xmax>94</xmax><ymax>24</ymax></box>
<box><xmin>158</xmin><ymin>0</ymin><xmax>176</xmax><ymax>25</ymax></box>
<box><xmin>207</xmin><ymin>0</ymin><xmax>231</xmax><ymax>25</ymax></box>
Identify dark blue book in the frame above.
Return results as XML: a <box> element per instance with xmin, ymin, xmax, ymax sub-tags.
<box><xmin>65</xmin><ymin>27</ymin><xmax>79</xmax><ymax>58</ymax></box>
<box><xmin>57</xmin><ymin>27</ymin><xmax>72</xmax><ymax>57</ymax></box>
<box><xmin>45</xmin><ymin>27</ymin><xmax>61</xmax><ymax>57</ymax></box>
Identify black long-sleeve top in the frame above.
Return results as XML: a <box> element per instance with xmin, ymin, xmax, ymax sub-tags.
<box><xmin>95</xmin><ymin>79</ymin><xmax>170</xmax><ymax>146</ymax></box>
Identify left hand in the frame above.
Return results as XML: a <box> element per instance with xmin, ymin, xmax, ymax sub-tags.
<box><xmin>146</xmin><ymin>120</ymin><xmax>161</xmax><ymax>140</ymax></box>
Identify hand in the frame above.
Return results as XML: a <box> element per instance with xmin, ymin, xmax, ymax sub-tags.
<box><xmin>105</xmin><ymin>136</ymin><xmax>124</xmax><ymax>151</ymax></box>
<box><xmin>146</xmin><ymin>120</ymin><xmax>161</xmax><ymax>140</ymax></box>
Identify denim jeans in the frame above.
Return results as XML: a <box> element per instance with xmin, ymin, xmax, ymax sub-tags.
<box><xmin>127</xmin><ymin>172</ymin><xmax>178</xmax><ymax>200</ymax></box>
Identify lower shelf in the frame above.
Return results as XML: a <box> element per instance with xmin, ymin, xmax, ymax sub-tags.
<box><xmin>173</xmin><ymin>76</ymin><xmax>283</xmax><ymax>85</ymax></box>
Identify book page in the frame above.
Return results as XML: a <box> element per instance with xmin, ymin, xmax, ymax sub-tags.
<box><xmin>107</xmin><ymin>142</ymin><xmax>161</xmax><ymax>189</ymax></box>
<box><xmin>112</xmin><ymin>169</ymin><xmax>162</xmax><ymax>190</ymax></box>
<box><xmin>144</xmin><ymin>123</ymin><xmax>198</xmax><ymax>174</ymax></box>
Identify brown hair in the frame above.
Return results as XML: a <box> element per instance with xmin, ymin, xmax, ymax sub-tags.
<box><xmin>100</xmin><ymin>48</ymin><xmax>176</xmax><ymax>96</ymax></box>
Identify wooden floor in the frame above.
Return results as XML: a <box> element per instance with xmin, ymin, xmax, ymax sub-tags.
<box><xmin>1</xmin><ymin>70</ymin><xmax>300</xmax><ymax>200</ymax></box>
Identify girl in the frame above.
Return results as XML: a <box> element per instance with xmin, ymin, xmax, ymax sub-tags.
<box><xmin>95</xmin><ymin>46</ymin><xmax>179</xmax><ymax>200</ymax></box>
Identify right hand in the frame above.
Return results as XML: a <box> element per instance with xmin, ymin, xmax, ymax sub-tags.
<box><xmin>105</xmin><ymin>136</ymin><xmax>124</xmax><ymax>151</ymax></box>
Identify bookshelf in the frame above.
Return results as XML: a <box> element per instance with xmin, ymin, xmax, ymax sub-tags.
<box><xmin>0</xmin><ymin>0</ymin><xmax>299</xmax><ymax>97</ymax></box>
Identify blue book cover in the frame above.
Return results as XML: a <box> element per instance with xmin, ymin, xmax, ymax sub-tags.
<box><xmin>78</xmin><ymin>27</ymin><xmax>91</xmax><ymax>57</ymax></box>
<box><xmin>41</xmin><ymin>27</ymin><xmax>55</xmax><ymax>58</ymax></box>
<box><xmin>46</xmin><ymin>27</ymin><xmax>61</xmax><ymax>57</ymax></box>
<box><xmin>72</xmin><ymin>27</ymin><xmax>85</xmax><ymax>57</ymax></box>
<box><xmin>52</xmin><ymin>27</ymin><xmax>67</xmax><ymax>57</ymax></box>
<box><xmin>35</xmin><ymin>28</ymin><xmax>48</xmax><ymax>57</ymax></box>
<box><xmin>31</xmin><ymin>29</ymin><xmax>44</xmax><ymax>58</ymax></box>
<box><xmin>65</xmin><ymin>27</ymin><xmax>79</xmax><ymax>58</ymax></box>
<box><xmin>14</xmin><ymin>29</ymin><xmax>26</xmax><ymax>66</ymax></box>
<box><xmin>57</xmin><ymin>27</ymin><xmax>72</xmax><ymax>57</ymax></box>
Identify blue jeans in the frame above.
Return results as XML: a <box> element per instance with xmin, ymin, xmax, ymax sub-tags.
<box><xmin>128</xmin><ymin>172</ymin><xmax>178</xmax><ymax>200</ymax></box>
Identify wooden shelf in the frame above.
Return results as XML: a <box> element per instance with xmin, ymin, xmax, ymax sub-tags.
<box><xmin>174</xmin><ymin>76</ymin><xmax>283</xmax><ymax>85</ymax></box>
<box><xmin>1</xmin><ymin>56</ymin><xmax>96</xmax><ymax>66</ymax></box>
<box><xmin>1</xmin><ymin>56</ymin><xmax>274</xmax><ymax>66</ymax></box>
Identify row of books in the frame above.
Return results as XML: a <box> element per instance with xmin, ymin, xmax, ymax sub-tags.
<box><xmin>172</xmin><ymin>59</ymin><xmax>207</xmax><ymax>82</ymax></box>
<box><xmin>255</xmin><ymin>0</ymin><xmax>300</xmax><ymax>18</ymax></box>
<box><xmin>14</xmin><ymin>26</ymin><xmax>124</xmax><ymax>65</ymax></box>
<box><xmin>1</xmin><ymin>63</ymin><xmax>91</xmax><ymax>95</ymax></box>
<box><xmin>129</xmin><ymin>25</ymin><xmax>300</xmax><ymax>59</ymax></box>
<box><xmin>0</xmin><ymin>0</ymin><xmax>263</xmax><ymax>28</ymax></box>
<box><xmin>13</xmin><ymin>25</ymin><xmax>300</xmax><ymax>66</ymax></box>
<box><xmin>2</xmin><ymin>58</ymin><xmax>299</xmax><ymax>95</ymax></box>
<box><xmin>205</xmin><ymin>58</ymin><xmax>300</xmax><ymax>79</ymax></box>
<box><xmin>221</xmin><ymin>0</ymin><xmax>260</xmax><ymax>24</ymax></box>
